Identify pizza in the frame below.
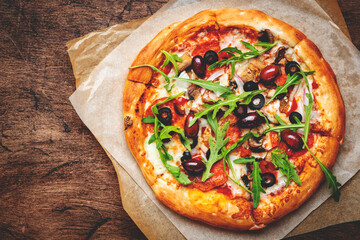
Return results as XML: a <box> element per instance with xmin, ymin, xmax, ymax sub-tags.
<box><xmin>123</xmin><ymin>9</ymin><xmax>345</xmax><ymax>230</ymax></box>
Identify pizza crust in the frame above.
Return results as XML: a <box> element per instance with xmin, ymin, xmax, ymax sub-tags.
<box><xmin>123</xmin><ymin>9</ymin><xmax>345</xmax><ymax>230</ymax></box>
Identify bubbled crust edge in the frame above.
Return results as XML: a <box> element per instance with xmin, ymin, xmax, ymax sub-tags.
<box><xmin>253</xmin><ymin>136</ymin><xmax>340</xmax><ymax>225</ymax></box>
<box><xmin>294</xmin><ymin>39</ymin><xmax>345</xmax><ymax>143</ymax></box>
<box><xmin>123</xmin><ymin>9</ymin><xmax>345</xmax><ymax>230</ymax></box>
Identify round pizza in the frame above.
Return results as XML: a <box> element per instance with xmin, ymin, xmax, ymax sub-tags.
<box><xmin>123</xmin><ymin>9</ymin><xmax>345</xmax><ymax>230</ymax></box>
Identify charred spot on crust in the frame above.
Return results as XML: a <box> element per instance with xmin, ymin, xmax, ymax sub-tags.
<box><xmin>124</xmin><ymin>115</ymin><xmax>133</xmax><ymax>130</ymax></box>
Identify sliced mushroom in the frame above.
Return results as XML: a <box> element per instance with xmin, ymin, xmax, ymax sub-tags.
<box><xmin>187</xmin><ymin>84</ymin><xmax>201</xmax><ymax>100</ymax></box>
<box><xmin>258</xmin><ymin>29</ymin><xmax>274</xmax><ymax>43</ymax></box>
<box><xmin>248</xmin><ymin>124</ymin><xmax>267</xmax><ymax>148</ymax></box>
<box><xmin>279</xmin><ymin>96</ymin><xmax>291</xmax><ymax>113</ymax></box>
<box><xmin>178</xmin><ymin>53</ymin><xmax>192</xmax><ymax>73</ymax></box>
<box><xmin>274</xmin><ymin>47</ymin><xmax>287</xmax><ymax>64</ymax></box>
<box><xmin>240</xmin><ymin>60</ymin><xmax>265</xmax><ymax>82</ymax></box>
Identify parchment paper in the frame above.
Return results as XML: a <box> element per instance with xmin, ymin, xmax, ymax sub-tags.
<box><xmin>68</xmin><ymin>0</ymin><xmax>360</xmax><ymax>239</ymax></box>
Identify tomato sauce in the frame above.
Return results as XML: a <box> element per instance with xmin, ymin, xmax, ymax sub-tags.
<box><xmin>274</xmin><ymin>66</ymin><xmax>287</xmax><ymax>86</ymax></box>
<box><xmin>312</xmin><ymin>81</ymin><xmax>319</xmax><ymax>89</ymax></box>
<box><xmin>287</xmin><ymin>99</ymin><xmax>298</xmax><ymax>117</ymax></box>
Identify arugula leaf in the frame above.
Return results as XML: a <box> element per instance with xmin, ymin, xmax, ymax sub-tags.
<box><xmin>271</xmin><ymin>150</ymin><xmax>301</xmax><ymax>186</ymax></box>
<box><xmin>225</xmin><ymin>132</ymin><xmax>260</xmax><ymax>157</ymax></box>
<box><xmin>130</xmin><ymin>64</ymin><xmax>173</xmax><ymax>92</ymax></box>
<box><xmin>233</xmin><ymin>157</ymin><xmax>256</xmax><ymax>164</ymax></box>
<box><xmin>151</xmin><ymin>91</ymin><xmax>185</xmax><ymax>115</ymax></box>
<box><xmin>158</xmin><ymin>145</ymin><xmax>193</xmax><ymax>185</ymax></box>
<box><xmin>201</xmin><ymin>120</ymin><xmax>230</xmax><ymax>182</ymax></box>
<box><xmin>143</xmin><ymin>92</ymin><xmax>193</xmax><ymax>185</ymax></box>
<box><xmin>141</xmin><ymin>116</ymin><xmax>155</xmax><ymax>123</ymax></box>
<box><xmin>256</xmin><ymin>110</ymin><xmax>270</xmax><ymax>128</ymax></box>
<box><xmin>251</xmin><ymin>161</ymin><xmax>266</xmax><ymax>209</ymax></box>
<box><xmin>161</xmin><ymin>50</ymin><xmax>182</xmax><ymax>77</ymax></box>
<box><xmin>208</xmin><ymin>41</ymin><xmax>278</xmax><ymax>79</ymax></box>
<box><xmin>171</xmin><ymin>77</ymin><xmax>233</xmax><ymax>94</ymax></box>
<box><xmin>158</xmin><ymin>126</ymin><xmax>191</xmax><ymax>151</ymax></box>
<box><xmin>300</xmin><ymin>70</ymin><xmax>314</xmax><ymax>147</ymax></box>
<box><xmin>266</xmin><ymin>71</ymin><xmax>314</xmax><ymax>105</ymax></box>
<box><xmin>189</xmin><ymin>89</ymin><xmax>266</xmax><ymax>127</ymax></box>
<box><xmin>302</xmin><ymin>139</ymin><xmax>341</xmax><ymax>201</ymax></box>
<box><xmin>263</xmin><ymin>123</ymin><xmax>305</xmax><ymax>134</ymax></box>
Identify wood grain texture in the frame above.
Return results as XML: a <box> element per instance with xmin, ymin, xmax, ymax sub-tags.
<box><xmin>0</xmin><ymin>0</ymin><xmax>359</xmax><ymax>239</ymax></box>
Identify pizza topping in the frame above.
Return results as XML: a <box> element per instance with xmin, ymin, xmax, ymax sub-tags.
<box><xmin>258</xmin><ymin>29</ymin><xmax>274</xmax><ymax>43</ymax></box>
<box><xmin>240</xmin><ymin>62</ymin><xmax>263</xmax><ymax>82</ymax></box>
<box><xmin>280</xmin><ymin>129</ymin><xmax>304</xmax><ymax>151</ymax></box>
<box><xmin>157</xmin><ymin>107</ymin><xmax>172</xmax><ymax>126</ymax></box>
<box><xmin>289</xmin><ymin>111</ymin><xmax>303</xmax><ymax>124</ymax></box>
<box><xmin>249</xmin><ymin>94</ymin><xmax>265</xmax><ymax>110</ymax></box>
<box><xmin>181</xmin><ymin>151</ymin><xmax>192</xmax><ymax>162</ymax></box>
<box><xmin>182</xmin><ymin>158</ymin><xmax>206</xmax><ymax>176</ymax></box>
<box><xmin>285</xmin><ymin>61</ymin><xmax>301</xmax><ymax>76</ymax></box>
<box><xmin>192</xmin><ymin>55</ymin><xmax>206</xmax><ymax>78</ymax></box>
<box><xmin>260</xmin><ymin>172</ymin><xmax>276</xmax><ymax>188</ymax></box>
<box><xmin>274</xmin><ymin>47</ymin><xmax>287</xmax><ymax>64</ymax></box>
<box><xmin>209</xmin><ymin>41</ymin><xmax>278</xmax><ymax>79</ymax></box>
<box><xmin>260</xmin><ymin>64</ymin><xmax>280</xmax><ymax>83</ymax></box>
<box><xmin>238</xmin><ymin>112</ymin><xmax>265</xmax><ymax>129</ymax></box>
<box><xmin>271</xmin><ymin>149</ymin><xmax>301</xmax><ymax>186</ymax></box>
<box><xmin>204</xmin><ymin>50</ymin><xmax>219</xmax><ymax>65</ymax></box>
<box><xmin>184</xmin><ymin>112</ymin><xmax>199</xmax><ymax>138</ymax></box>
<box><xmin>178</xmin><ymin>53</ymin><xmax>192</xmax><ymax>73</ymax></box>
<box><xmin>234</xmin><ymin>104</ymin><xmax>248</xmax><ymax>117</ymax></box>
<box><xmin>243</xmin><ymin>81</ymin><xmax>259</xmax><ymax>92</ymax></box>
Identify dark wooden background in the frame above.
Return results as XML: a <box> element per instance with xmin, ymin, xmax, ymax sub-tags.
<box><xmin>0</xmin><ymin>0</ymin><xmax>359</xmax><ymax>239</ymax></box>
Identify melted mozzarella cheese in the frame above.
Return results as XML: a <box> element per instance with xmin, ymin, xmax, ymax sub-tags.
<box><xmin>144</xmin><ymin>135</ymin><xmax>166</xmax><ymax>175</ymax></box>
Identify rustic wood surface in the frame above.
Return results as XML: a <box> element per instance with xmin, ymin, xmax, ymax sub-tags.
<box><xmin>0</xmin><ymin>0</ymin><xmax>359</xmax><ymax>239</ymax></box>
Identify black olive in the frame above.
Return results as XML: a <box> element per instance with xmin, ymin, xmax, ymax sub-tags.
<box><xmin>184</xmin><ymin>112</ymin><xmax>199</xmax><ymax>138</ymax></box>
<box><xmin>243</xmin><ymin>81</ymin><xmax>259</xmax><ymax>92</ymax></box>
<box><xmin>241</xmin><ymin>175</ymin><xmax>251</xmax><ymax>189</ymax></box>
<box><xmin>157</xmin><ymin>107</ymin><xmax>172</xmax><ymax>125</ymax></box>
<box><xmin>238</xmin><ymin>112</ymin><xmax>264</xmax><ymax>129</ymax></box>
<box><xmin>189</xmin><ymin>137</ymin><xmax>198</xmax><ymax>149</ymax></box>
<box><xmin>182</xmin><ymin>159</ymin><xmax>205</xmax><ymax>175</ymax></box>
<box><xmin>246</xmin><ymin>162</ymin><xmax>252</xmax><ymax>173</ymax></box>
<box><xmin>204</xmin><ymin>50</ymin><xmax>219</xmax><ymax>65</ymax></box>
<box><xmin>229</xmin><ymin>80</ymin><xmax>238</xmax><ymax>90</ymax></box>
<box><xmin>249</xmin><ymin>94</ymin><xmax>265</xmax><ymax>110</ymax></box>
<box><xmin>205</xmin><ymin>149</ymin><xmax>221</xmax><ymax>160</ymax></box>
<box><xmin>289</xmin><ymin>111</ymin><xmax>303</xmax><ymax>124</ymax></box>
<box><xmin>285</xmin><ymin>61</ymin><xmax>300</xmax><ymax>76</ymax></box>
<box><xmin>206</xmin><ymin>149</ymin><xmax>210</xmax><ymax>160</ymax></box>
<box><xmin>181</xmin><ymin>151</ymin><xmax>192</xmax><ymax>162</ymax></box>
<box><xmin>250</xmin><ymin>146</ymin><xmax>266</xmax><ymax>153</ymax></box>
<box><xmin>258</xmin><ymin>29</ymin><xmax>274</xmax><ymax>43</ymax></box>
<box><xmin>280</xmin><ymin>129</ymin><xmax>303</xmax><ymax>151</ymax></box>
<box><xmin>192</xmin><ymin>55</ymin><xmax>206</xmax><ymax>78</ymax></box>
<box><xmin>276</xmin><ymin>93</ymin><xmax>287</xmax><ymax>100</ymax></box>
<box><xmin>234</xmin><ymin>104</ymin><xmax>248</xmax><ymax>118</ymax></box>
<box><xmin>261</xmin><ymin>172</ymin><xmax>276</xmax><ymax>188</ymax></box>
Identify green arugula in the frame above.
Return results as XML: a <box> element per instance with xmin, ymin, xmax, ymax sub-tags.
<box><xmin>266</xmin><ymin>71</ymin><xmax>314</xmax><ymax>105</ymax></box>
<box><xmin>161</xmin><ymin>50</ymin><xmax>182</xmax><ymax>77</ymax></box>
<box><xmin>208</xmin><ymin>41</ymin><xmax>278</xmax><ymax>79</ymax></box>
<box><xmin>271</xmin><ymin>150</ymin><xmax>301</xmax><ymax>187</ymax></box>
<box><xmin>233</xmin><ymin>157</ymin><xmax>256</xmax><ymax>164</ymax></box>
<box><xmin>251</xmin><ymin>161</ymin><xmax>266</xmax><ymax>209</ymax></box>
<box><xmin>171</xmin><ymin>77</ymin><xmax>232</xmax><ymax>94</ymax></box>
<box><xmin>189</xmin><ymin>89</ymin><xmax>266</xmax><ymax>127</ymax></box>
<box><xmin>232</xmin><ymin>155</ymin><xmax>266</xmax><ymax>208</ymax></box>
<box><xmin>141</xmin><ymin>92</ymin><xmax>193</xmax><ymax>185</ymax></box>
<box><xmin>302</xmin><ymin>138</ymin><xmax>341</xmax><ymax>201</ymax></box>
<box><xmin>300</xmin><ymin>70</ymin><xmax>314</xmax><ymax>147</ymax></box>
<box><xmin>201</xmin><ymin>117</ymin><xmax>230</xmax><ymax>182</ymax></box>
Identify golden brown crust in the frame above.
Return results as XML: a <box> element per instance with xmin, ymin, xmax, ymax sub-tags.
<box><xmin>123</xmin><ymin>9</ymin><xmax>344</xmax><ymax>230</ymax></box>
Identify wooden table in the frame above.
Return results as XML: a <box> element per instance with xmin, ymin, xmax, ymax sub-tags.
<box><xmin>0</xmin><ymin>1</ymin><xmax>359</xmax><ymax>239</ymax></box>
